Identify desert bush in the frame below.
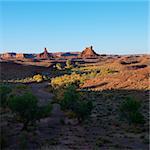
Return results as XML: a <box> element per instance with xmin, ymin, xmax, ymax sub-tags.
<box><xmin>51</xmin><ymin>72</ymin><xmax>84</xmax><ymax>89</ymax></box>
<box><xmin>75</xmin><ymin>101</ymin><xmax>93</xmax><ymax>122</ymax></box>
<box><xmin>8</xmin><ymin>92</ymin><xmax>52</xmax><ymax>130</ymax></box>
<box><xmin>20</xmin><ymin>77</ymin><xmax>35</xmax><ymax>83</ymax></box>
<box><xmin>75</xmin><ymin>62</ymin><xmax>80</xmax><ymax>67</ymax></box>
<box><xmin>119</xmin><ymin>97</ymin><xmax>144</xmax><ymax>124</ymax></box>
<box><xmin>0</xmin><ymin>128</ymin><xmax>8</xmax><ymax>149</ymax></box>
<box><xmin>60</xmin><ymin>85</ymin><xmax>79</xmax><ymax>111</ymax></box>
<box><xmin>65</xmin><ymin>59</ymin><xmax>72</xmax><ymax>69</ymax></box>
<box><xmin>15</xmin><ymin>84</ymin><xmax>28</xmax><ymax>90</ymax></box>
<box><xmin>51</xmin><ymin>70</ymin><xmax>100</xmax><ymax>89</ymax></box>
<box><xmin>56</xmin><ymin>63</ymin><xmax>62</xmax><ymax>70</ymax></box>
<box><xmin>0</xmin><ymin>84</ymin><xmax>12</xmax><ymax>108</ymax></box>
<box><xmin>37</xmin><ymin>103</ymin><xmax>52</xmax><ymax>119</ymax></box>
<box><xmin>96</xmin><ymin>137</ymin><xmax>112</xmax><ymax>147</ymax></box>
<box><xmin>60</xmin><ymin>85</ymin><xmax>93</xmax><ymax>122</ymax></box>
<box><xmin>18</xmin><ymin>131</ymin><xmax>28</xmax><ymax>150</ymax></box>
<box><xmin>65</xmin><ymin>111</ymin><xmax>77</xmax><ymax>119</ymax></box>
<box><xmin>107</xmin><ymin>69</ymin><xmax>118</xmax><ymax>74</ymax></box>
<box><xmin>43</xmin><ymin>75</ymin><xmax>50</xmax><ymax>80</ymax></box>
<box><xmin>86</xmin><ymin>71</ymin><xmax>97</xmax><ymax>78</ymax></box>
<box><xmin>33</xmin><ymin>74</ymin><xmax>43</xmax><ymax>82</ymax></box>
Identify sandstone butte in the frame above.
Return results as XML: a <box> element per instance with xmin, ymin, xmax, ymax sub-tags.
<box><xmin>1</xmin><ymin>46</ymin><xmax>100</xmax><ymax>60</ymax></box>
<box><xmin>80</xmin><ymin>46</ymin><xmax>99</xmax><ymax>58</ymax></box>
<box><xmin>37</xmin><ymin>48</ymin><xmax>53</xmax><ymax>59</ymax></box>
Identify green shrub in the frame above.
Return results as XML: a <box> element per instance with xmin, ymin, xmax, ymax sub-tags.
<box><xmin>120</xmin><ymin>97</ymin><xmax>141</xmax><ymax>112</ymax></box>
<box><xmin>128</xmin><ymin>111</ymin><xmax>145</xmax><ymax>124</ymax></box>
<box><xmin>60</xmin><ymin>85</ymin><xmax>79</xmax><ymax>111</ymax></box>
<box><xmin>119</xmin><ymin>97</ymin><xmax>144</xmax><ymax>124</ymax></box>
<box><xmin>96</xmin><ymin>137</ymin><xmax>112</xmax><ymax>147</ymax></box>
<box><xmin>0</xmin><ymin>84</ymin><xmax>12</xmax><ymax>108</ymax></box>
<box><xmin>65</xmin><ymin>60</ymin><xmax>72</xmax><ymax>69</ymax></box>
<box><xmin>18</xmin><ymin>131</ymin><xmax>28</xmax><ymax>150</ymax></box>
<box><xmin>60</xmin><ymin>85</ymin><xmax>93</xmax><ymax>122</ymax></box>
<box><xmin>75</xmin><ymin>101</ymin><xmax>93</xmax><ymax>122</ymax></box>
<box><xmin>75</xmin><ymin>62</ymin><xmax>80</xmax><ymax>67</ymax></box>
<box><xmin>86</xmin><ymin>71</ymin><xmax>97</xmax><ymax>78</ymax></box>
<box><xmin>107</xmin><ymin>69</ymin><xmax>118</xmax><ymax>74</ymax></box>
<box><xmin>8</xmin><ymin>93</ymin><xmax>52</xmax><ymax>130</ymax></box>
<box><xmin>0</xmin><ymin>128</ymin><xmax>7</xmax><ymax>149</ymax></box>
<box><xmin>56</xmin><ymin>63</ymin><xmax>62</xmax><ymax>70</ymax></box>
<box><xmin>33</xmin><ymin>74</ymin><xmax>43</xmax><ymax>82</ymax></box>
<box><xmin>15</xmin><ymin>84</ymin><xmax>28</xmax><ymax>90</ymax></box>
<box><xmin>65</xmin><ymin>111</ymin><xmax>77</xmax><ymax>119</ymax></box>
<box><xmin>37</xmin><ymin>103</ymin><xmax>52</xmax><ymax>119</ymax></box>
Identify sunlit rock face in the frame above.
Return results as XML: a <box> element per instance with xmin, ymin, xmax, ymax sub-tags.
<box><xmin>2</xmin><ymin>53</ymin><xmax>16</xmax><ymax>59</ymax></box>
<box><xmin>81</xmin><ymin>46</ymin><xmax>99</xmax><ymax>58</ymax></box>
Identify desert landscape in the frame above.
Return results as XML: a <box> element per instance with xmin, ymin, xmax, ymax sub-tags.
<box><xmin>0</xmin><ymin>46</ymin><xmax>149</xmax><ymax>149</ymax></box>
<box><xmin>1</xmin><ymin>1</ymin><xmax>149</xmax><ymax>149</ymax></box>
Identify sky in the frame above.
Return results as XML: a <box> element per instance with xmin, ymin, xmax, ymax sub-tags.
<box><xmin>0</xmin><ymin>0</ymin><xmax>149</xmax><ymax>54</ymax></box>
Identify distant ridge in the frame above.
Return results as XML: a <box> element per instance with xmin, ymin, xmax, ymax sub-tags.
<box><xmin>0</xmin><ymin>46</ymin><xmax>100</xmax><ymax>60</ymax></box>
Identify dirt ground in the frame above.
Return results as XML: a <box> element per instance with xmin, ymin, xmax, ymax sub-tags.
<box><xmin>0</xmin><ymin>54</ymin><xmax>149</xmax><ymax>150</ymax></box>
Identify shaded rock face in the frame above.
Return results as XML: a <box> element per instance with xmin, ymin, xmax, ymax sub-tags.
<box><xmin>61</xmin><ymin>52</ymin><xmax>79</xmax><ymax>57</ymax></box>
<box><xmin>81</xmin><ymin>46</ymin><xmax>99</xmax><ymax>58</ymax></box>
<box><xmin>127</xmin><ymin>64</ymin><xmax>147</xmax><ymax>70</ymax></box>
<box><xmin>16</xmin><ymin>53</ymin><xmax>34</xmax><ymax>59</ymax></box>
<box><xmin>37</xmin><ymin>48</ymin><xmax>53</xmax><ymax>59</ymax></box>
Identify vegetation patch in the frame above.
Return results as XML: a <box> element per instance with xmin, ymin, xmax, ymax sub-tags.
<box><xmin>119</xmin><ymin>97</ymin><xmax>144</xmax><ymax>124</ymax></box>
<box><xmin>8</xmin><ymin>92</ymin><xmax>52</xmax><ymax>130</ymax></box>
<box><xmin>58</xmin><ymin>85</ymin><xmax>93</xmax><ymax>122</ymax></box>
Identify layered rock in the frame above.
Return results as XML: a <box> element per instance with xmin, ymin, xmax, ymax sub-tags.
<box><xmin>81</xmin><ymin>46</ymin><xmax>99</xmax><ymax>58</ymax></box>
<box><xmin>16</xmin><ymin>53</ymin><xmax>25</xmax><ymax>59</ymax></box>
<box><xmin>2</xmin><ymin>53</ymin><xmax>16</xmax><ymax>59</ymax></box>
<box><xmin>16</xmin><ymin>53</ymin><xmax>34</xmax><ymax>59</ymax></box>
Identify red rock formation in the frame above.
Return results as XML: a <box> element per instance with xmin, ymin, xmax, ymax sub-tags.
<box><xmin>81</xmin><ymin>46</ymin><xmax>99</xmax><ymax>58</ymax></box>
<box><xmin>16</xmin><ymin>53</ymin><xmax>25</xmax><ymax>58</ymax></box>
<box><xmin>37</xmin><ymin>48</ymin><xmax>53</xmax><ymax>59</ymax></box>
<box><xmin>2</xmin><ymin>53</ymin><xmax>16</xmax><ymax>59</ymax></box>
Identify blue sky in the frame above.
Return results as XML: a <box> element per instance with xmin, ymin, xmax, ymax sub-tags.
<box><xmin>0</xmin><ymin>0</ymin><xmax>149</xmax><ymax>54</ymax></box>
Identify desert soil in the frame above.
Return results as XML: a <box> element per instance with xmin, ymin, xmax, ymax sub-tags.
<box><xmin>0</xmin><ymin>54</ymin><xmax>149</xmax><ymax>150</ymax></box>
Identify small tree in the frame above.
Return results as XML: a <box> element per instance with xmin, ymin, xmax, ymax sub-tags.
<box><xmin>60</xmin><ymin>85</ymin><xmax>79</xmax><ymax>111</ymax></box>
<box><xmin>8</xmin><ymin>92</ymin><xmax>52</xmax><ymax>130</ymax></box>
<box><xmin>0</xmin><ymin>85</ymin><xmax>12</xmax><ymax>108</ymax></box>
<box><xmin>75</xmin><ymin>101</ymin><xmax>93</xmax><ymax>123</ymax></box>
<box><xmin>119</xmin><ymin>97</ymin><xmax>144</xmax><ymax>124</ymax></box>
<box><xmin>60</xmin><ymin>85</ymin><xmax>93</xmax><ymax>122</ymax></box>
<box><xmin>56</xmin><ymin>63</ymin><xmax>62</xmax><ymax>70</ymax></box>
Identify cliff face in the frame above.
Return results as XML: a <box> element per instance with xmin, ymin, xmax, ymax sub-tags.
<box><xmin>81</xmin><ymin>46</ymin><xmax>99</xmax><ymax>58</ymax></box>
<box><xmin>16</xmin><ymin>53</ymin><xmax>25</xmax><ymax>58</ymax></box>
<box><xmin>37</xmin><ymin>48</ymin><xmax>53</xmax><ymax>59</ymax></box>
<box><xmin>2</xmin><ymin>53</ymin><xmax>16</xmax><ymax>59</ymax></box>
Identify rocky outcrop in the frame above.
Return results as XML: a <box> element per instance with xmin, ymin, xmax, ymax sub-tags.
<box><xmin>2</xmin><ymin>53</ymin><xmax>16</xmax><ymax>59</ymax></box>
<box><xmin>16</xmin><ymin>53</ymin><xmax>34</xmax><ymax>59</ymax></box>
<box><xmin>81</xmin><ymin>46</ymin><xmax>99</xmax><ymax>58</ymax></box>
<box><xmin>16</xmin><ymin>53</ymin><xmax>25</xmax><ymax>59</ymax></box>
<box><xmin>37</xmin><ymin>48</ymin><xmax>53</xmax><ymax>59</ymax></box>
